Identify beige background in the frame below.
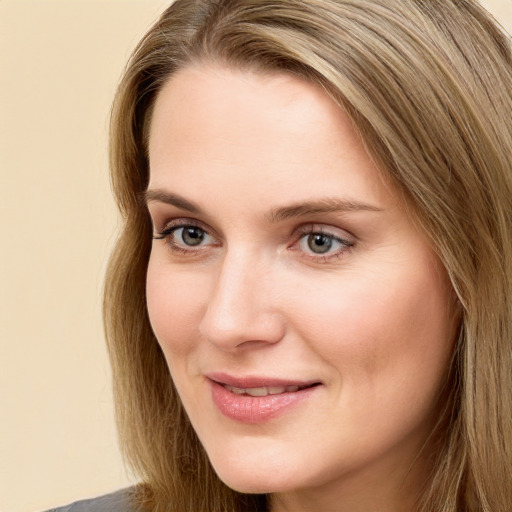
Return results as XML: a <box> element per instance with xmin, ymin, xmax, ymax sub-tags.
<box><xmin>0</xmin><ymin>1</ymin><xmax>510</xmax><ymax>511</ymax></box>
<box><xmin>0</xmin><ymin>2</ymin><xmax>169</xmax><ymax>511</ymax></box>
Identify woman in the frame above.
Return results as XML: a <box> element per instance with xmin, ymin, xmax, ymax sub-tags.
<box><xmin>53</xmin><ymin>0</ymin><xmax>512</xmax><ymax>511</ymax></box>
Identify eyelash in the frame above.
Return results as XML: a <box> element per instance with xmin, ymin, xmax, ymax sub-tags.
<box><xmin>153</xmin><ymin>219</ymin><xmax>354</xmax><ymax>261</ymax></box>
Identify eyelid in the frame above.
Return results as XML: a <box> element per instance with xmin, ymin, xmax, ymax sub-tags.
<box><xmin>153</xmin><ymin>218</ymin><xmax>207</xmax><ymax>238</ymax></box>
<box><xmin>153</xmin><ymin>216</ymin><xmax>218</xmax><ymax>237</ymax></box>
<box><xmin>293</xmin><ymin>223</ymin><xmax>355</xmax><ymax>242</ymax></box>
<box><xmin>296</xmin><ymin>221</ymin><xmax>355</xmax><ymax>236</ymax></box>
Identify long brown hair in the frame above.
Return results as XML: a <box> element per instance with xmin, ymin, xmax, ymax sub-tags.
<box><xmin>104</xmin><ymin>1</ymin><xmax>512</xmax><ymax>510</ymax></box>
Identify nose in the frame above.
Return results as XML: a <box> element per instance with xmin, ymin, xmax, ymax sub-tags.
<box><xmin>198</xmin><ymin>250</ymin><xmax>285</xmax><ymax>351</ymax></box>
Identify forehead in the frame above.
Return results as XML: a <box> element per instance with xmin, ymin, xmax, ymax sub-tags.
<box><xmin>148</xmin><ymin>64</ymin><xmax>353</xmax><ymax>156</ymax></box>
<box><xmin>147</xmin><ymin>64</ymin><xmax>395</xmax><ymax>212</ymax></box>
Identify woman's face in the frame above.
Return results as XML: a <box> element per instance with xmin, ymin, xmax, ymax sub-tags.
<box><xmin>146</xmin><ymin>64</ymin><xmax>459</xmax><ymax>509</ymax></box>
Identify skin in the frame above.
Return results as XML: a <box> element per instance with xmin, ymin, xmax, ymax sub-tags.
<box><xmin>145</xmin><ymin>64</ymin><xmax>459</xmax><ymax>512</ymax></box>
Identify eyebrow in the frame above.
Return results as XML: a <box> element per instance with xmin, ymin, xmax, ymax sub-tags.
<box><xmin>143</xmin><ymin>189</ymin><xmax>382</xmax><ymax>221</ymax></box>
<box><xmin>267</xmin><ymin>197</ymin><xmax>382</xmax><ymax>222</ymax></box>
<box><xmin>143</xmin><ymin>189</ymin><xmax>203</xmax><ymax>213</ymax></box>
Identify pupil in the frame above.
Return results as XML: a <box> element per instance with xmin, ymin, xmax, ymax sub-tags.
<box><xmin>308</xmin><ymin>233</ymin><xmax>332</xmax><ymax>254</ymax></box>
<box><xmin>182</xmin><ymin>227</ymin><xmax>204</xmax><ymax>246</ymax></box>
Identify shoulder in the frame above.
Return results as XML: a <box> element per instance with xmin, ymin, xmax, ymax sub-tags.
<box><xmin>43</xmin><ymin>488</ymin><xmax>137</xmax><ymax>512</ymax></box>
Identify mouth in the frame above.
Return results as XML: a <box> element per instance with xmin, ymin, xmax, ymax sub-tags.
<box><xmin>207</xmin><ymin>374</ymin><xmax>322</xmax><ymax>424</ymax></box>
<box><xmin>221</xmin><ymin>382</ymin><xmax>318</xmax><ymax>397</ymax></box>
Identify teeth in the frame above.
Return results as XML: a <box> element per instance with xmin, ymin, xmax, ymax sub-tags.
<box><xmin>225</xmin><ymin>384</ymin><xmax>303</xmax><ymax>396</ymax></box>
<box><xmin>245</xmin><ymin>387</ymin><xmax>269</xmax><ymax>397</ymax></box>
<box><xmin>268</xmin><ymin>386</ymin><xmax>287</xmax><ymax>395</ymax></box>
<box><xmin>230</xmin><ymin>386</ymin><xmax>247</xmax><ymax>395</ymax></box>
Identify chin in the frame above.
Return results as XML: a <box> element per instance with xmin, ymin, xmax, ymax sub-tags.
<box><xmin>208</xmin><ymin>451</ymin><xmax>302</xmax><ymax>495</ymax></box>
<box><xmin>216</xmin><ymin>471</ymin><xmax>291</xmax><ymax>495</ymax></box>
<box><xmin>217</xmin><ymin>476</ymin><xmax>276</xmax><ymax>495</ymax></box>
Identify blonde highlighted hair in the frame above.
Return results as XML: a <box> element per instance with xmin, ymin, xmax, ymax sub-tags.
<box><xmin>104</xmin><ymin>1</ymin><xmax>512</xmax><ymax>510</ymax></box>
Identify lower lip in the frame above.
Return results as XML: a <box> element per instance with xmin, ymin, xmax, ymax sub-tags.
<box><xmin>210</xmin><ymin>380</ymin><xmax>318</xmax><ymax>424</ymax></box>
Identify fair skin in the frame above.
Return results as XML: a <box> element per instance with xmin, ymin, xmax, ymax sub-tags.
<box><xmin>145</xmin><ymin>64</ymin><xmax>459</xmax><ymax>512</ymax></box>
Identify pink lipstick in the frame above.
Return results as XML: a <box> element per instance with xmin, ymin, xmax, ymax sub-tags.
<box><xmin>208</xmin><ymin>373</ymin><xmax>320</xmax><ymax>424</ymax></box>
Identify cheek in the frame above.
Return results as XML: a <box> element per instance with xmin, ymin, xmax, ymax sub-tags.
<box><xmin>291</xmin><ymin>257</ymin><xmax>457</xmax><ymax>398</ymax></box>
<box><xmin>292</xmin><ymin>263</ymin><xmax>457</xmax><ymax>455</ymax></box>
<box><xmin>146</xmin><ymin>256</ymin><xmax>207</xmax><ymax>359</ymax></box>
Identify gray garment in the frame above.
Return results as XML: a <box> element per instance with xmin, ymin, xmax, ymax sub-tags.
<box><xmin>43</xmin><ymin>488</ymin><xmax>136</xmax><ymax>512</ymax></box>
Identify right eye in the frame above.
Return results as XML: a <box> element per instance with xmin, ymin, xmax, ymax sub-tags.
<box><xmin>171</xmin><ymin>226</ymin><xmax>208</xmax><ymax>246</ymax></box>
<box><xmin>153</xmin><ymin>221</ymin><xmax>217</xmax><ymax>254</ymax></box>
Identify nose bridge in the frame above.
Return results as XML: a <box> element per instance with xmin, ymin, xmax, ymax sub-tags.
<box><xmin>199</xmin><ymin>246</ymin><xmax>283</xmax><ymax>349</ymax></box>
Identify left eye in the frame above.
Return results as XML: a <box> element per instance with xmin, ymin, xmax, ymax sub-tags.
<box><xmin>298</xmin><ymin>231</ymin><xmax>351</xmax><ymax>256</ymax></box>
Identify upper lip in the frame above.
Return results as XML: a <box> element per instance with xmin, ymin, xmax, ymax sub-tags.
<box><xmin>206</xmin><ymin>372</ymin><xmax>321</xmax><ymax>388</ymax></box>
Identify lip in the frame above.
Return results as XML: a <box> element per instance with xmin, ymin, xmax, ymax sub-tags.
<box><xmin>207</xmin><ymin>373</ymin><xmax>321</xmax><ymax>424</ymax></box>
<box><xmin>207</xmin><ymin>372</ymin><xmax>320</xmax><ymax>389</ymax></box>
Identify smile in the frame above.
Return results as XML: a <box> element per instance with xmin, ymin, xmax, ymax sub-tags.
<box><xmin>208</xmin><ymin>375</ymin><xmax>321</xmax><ymax>424</ymax></box>
<box><xmin>223</xmin><ymin>384</ymin><xmax>309</xmax><ymax>396</ymax></box>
